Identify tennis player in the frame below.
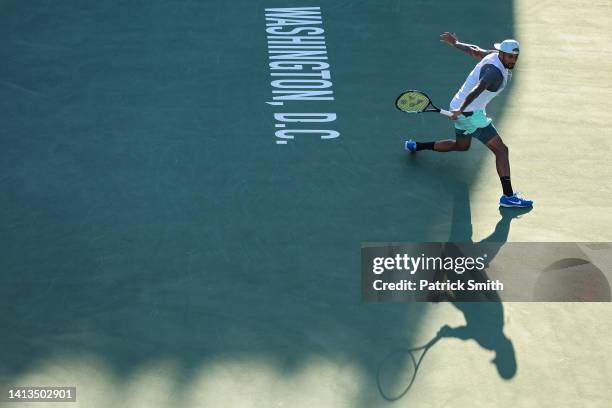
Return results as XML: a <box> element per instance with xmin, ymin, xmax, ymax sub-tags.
<box><xmin>405</xmin><ymin>32</ymin><xmax>533</xmax><ymax>208</ymax></box>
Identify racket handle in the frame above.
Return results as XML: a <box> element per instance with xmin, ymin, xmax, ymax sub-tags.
<box><xmin>439</xmin><ymin>109</ymin><xmax>452</xmax><ymax>117</ymax></box>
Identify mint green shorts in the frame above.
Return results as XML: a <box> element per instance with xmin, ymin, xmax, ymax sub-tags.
<box><xmin>454</xmin><ymin>110</ymin><xmax>498</xmax><ymax>144</ymax></box>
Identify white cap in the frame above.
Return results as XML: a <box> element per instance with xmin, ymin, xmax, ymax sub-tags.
<box><xmin>494</xmin><ymin>39</ymin><xmax>520</xmax><ymax>55</ymax></box>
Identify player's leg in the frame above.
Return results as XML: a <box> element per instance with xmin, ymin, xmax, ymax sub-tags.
<box><xmin>480</xmin><ymin>125</ymin><xmax>533</xmax><ymax>207</ymax></box>
<box><xmin>434</xmin><ymin>137</ymin><xmax>471</xmax><ymax>152</ymax></box>
<box><xmin>485</xmin><ymin>135</ymin><xmax>510</xmax><ymax>181</ymax></box>
<box><xmin>405</xmin><ymin>131</ymin><xmax>471</xmax><ymax>152</ymax></box>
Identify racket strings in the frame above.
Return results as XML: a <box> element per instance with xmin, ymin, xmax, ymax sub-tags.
<box><xmin>397</xmin><ymin>92</ymin><xmax>431</xmax><ymax>112</ymax></box>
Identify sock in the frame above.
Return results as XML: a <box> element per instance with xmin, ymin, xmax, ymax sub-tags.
<box><xmin>500</xmin><ymin>176</ymin><xmax>514</xmax><ymax>197</ymax></box>
<box><xmin>416</xmin><ymin>142</ymin><xmax>435</xmax><ymax>151</ymax></box>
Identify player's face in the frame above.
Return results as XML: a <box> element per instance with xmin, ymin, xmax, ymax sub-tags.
<box><xmin>500</xmin><ymin>52</ymin><xmax>519</xmax><ymax>69</ymax></box>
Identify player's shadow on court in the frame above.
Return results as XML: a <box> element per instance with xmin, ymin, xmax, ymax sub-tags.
<box><xmin>441</xmin><ymin>189</ymin><xmax>531</xmax><ymax>379</ymax></box>
<box><xmin>378</xmin><ymin>188</ymin><xmax>529</xmax><ymax>400</ymax></box>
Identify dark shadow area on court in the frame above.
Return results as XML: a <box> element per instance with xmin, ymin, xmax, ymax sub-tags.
<box><xmin>0</xmin><ymin>0</ymin><xmax>516</xmax><ymax>406</ymax></box>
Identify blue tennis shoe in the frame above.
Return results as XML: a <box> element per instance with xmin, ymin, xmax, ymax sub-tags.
<box><xmin>404</xmin><ymin>139</ymin><xmax>417</xmax><ymax>152</ymax></box>
<box><xmin>499</xmin><ymin>192</ymin><xmax>533</xmax><ymax>208</ymax></box>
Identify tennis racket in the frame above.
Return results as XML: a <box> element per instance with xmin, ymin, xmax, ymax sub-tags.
<box><xmin>395</xmin><ymin>90</ymin><xmax>451</xmax><ymax>117</ymax></box>
<box><xmin>376</xmin><ymin>334</ymin><xmax>441</xmax><ymax>401</ymax></box>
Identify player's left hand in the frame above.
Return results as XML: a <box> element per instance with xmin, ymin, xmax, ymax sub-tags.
<box><xmin>440</xmin><ymin>32</ymin><xmax>458</xmax><ymax>46</ymax></box>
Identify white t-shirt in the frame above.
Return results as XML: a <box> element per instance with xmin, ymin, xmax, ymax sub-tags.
<box><xmin>450</xmin><ymin>52</ymin><xmax>511</xmax><ymax>112</ymax></box>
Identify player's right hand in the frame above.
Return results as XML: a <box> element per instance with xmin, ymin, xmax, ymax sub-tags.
<box><xmin>449</xmin><ymin>109</ymin><xmax>462</xmax><ymax>120</ymax></box>
<box><xmin>440</xmin><ymin>32</ymin><xmax>458</xmax><ymax>46</ymax></box>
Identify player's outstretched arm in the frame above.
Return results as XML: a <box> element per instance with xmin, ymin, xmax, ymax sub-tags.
<box><xmin>440</xmin><ymin>32</ymin><xmax>491</xmax><ymax>59</ymax></box>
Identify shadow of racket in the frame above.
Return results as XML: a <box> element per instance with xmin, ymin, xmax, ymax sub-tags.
<box><xmin>376</xmin><ymin>333</ymin><xmax>442</xmax><ymax>401</ymax></box>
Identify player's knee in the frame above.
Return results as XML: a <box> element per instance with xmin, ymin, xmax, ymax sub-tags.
<box><xmin>500</xmin><ymin>143</ymin><xmax>508</xmax><ymax>156</ymax></box>
<box><xmin>493</xmin><ymin>142</ymin><xmax>508</xmax><ymax>156</ymax></box>
<box><xmin>455</xmin><ymin>141</ymin><xmax>471</xmax><ymax>151</ymax></box>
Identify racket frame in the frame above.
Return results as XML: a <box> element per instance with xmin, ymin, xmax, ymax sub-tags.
<box><xmin>395</xmin><ymin>90</ymin><xmax>452</xmax><ymax>117</ymax></box>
